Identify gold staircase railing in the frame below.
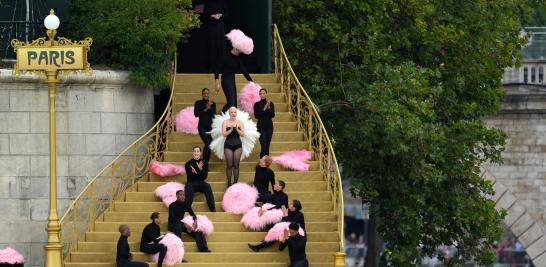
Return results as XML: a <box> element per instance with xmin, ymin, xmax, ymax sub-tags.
<box><xmin>273</xmin><ymin>24</ymin><xmax>346</xmax><ymax>265</ymax></box>
<box><xmin>59</xmin><ymin>56</ymin><xmax>177</xmax><ymax>261</ymax></box>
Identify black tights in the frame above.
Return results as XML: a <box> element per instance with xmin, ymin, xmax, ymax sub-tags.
<box><xmin>224</xmin><ymin>148</ymin><xmax>242</xmax><ymax>186</ymax></box>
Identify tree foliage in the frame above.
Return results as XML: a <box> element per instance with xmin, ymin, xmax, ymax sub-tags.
<box><xmin>274</xmin><ymin>0</ymin><xmax>532</xmax><ymax>265</ymax></box>
<box><xmin>67</xmin><ymin>0</ymin><xmax>199</xmax><ymax>89</ymax></box>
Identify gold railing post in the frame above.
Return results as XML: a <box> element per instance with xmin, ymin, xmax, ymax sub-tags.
<box><xmin>89</xmin><ymin>182</ymin><xmax>96</xmax><ymax>231</ymax></box>
<box><xmin>334</xmin><ymin>252</ymin><xmax>346</xmax><ymax>267</ymax></box>
<box><xmin>319</xmin><ymin>130</ymin><xmax>324</xmax><ymax>171</ymax></box>
<box><xmin>109</xmin><ymin>164</ymin><xmax>116</xmax><ymax>211</ymax></box>
<box><xmin>307</xmin><ymin>107</ymin><xmax>313</xmax><ymax>151</ymax></box>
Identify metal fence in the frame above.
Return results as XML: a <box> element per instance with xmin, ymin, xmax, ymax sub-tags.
<box><xmin>0</xmin><ymin>21</ymin><xmax>44</xmax><ymax>59</ymax></box>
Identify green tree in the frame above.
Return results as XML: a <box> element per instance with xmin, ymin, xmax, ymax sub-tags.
<box><xmin>274</xmin><ymin>0</ymin><xmax>532</xmax><ymax>265</ymax></box>
<box><xmin>67</xmin><ymin>0</ymin><xmax>199</xmax><ymax>89</ymax></box>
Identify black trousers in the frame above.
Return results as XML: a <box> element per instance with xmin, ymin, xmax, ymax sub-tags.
<box><xmin>185</xmin><ymin>181</ymin><xmax>216</xmax><ymax>211</ymax></box>
<box><xmin>117</xmin><ymin>260</ymin><xmax>149</xmax><ymax>267</ymax></box>
<box><xmin>258</xmin><ymin>124</ymin><xmax>274</xmax><ymax>157</ymax></box>
<box><xmin>140</xmin><ymin>243</ymin><xmax>166</xmax><ymax>267</ymax></box>
<box><xmin>289</xmin><ymin>259</ymin><xmax>309</xmax><ymax>267</ymax></box>
<box><xmin>198</xmin><ymin>126</ymin><xmax>213</xmax><ymax>162</ymax></box>
<box><xmin>207</xmin><ymin>20</ymin><xmax>225</xmax><ymax>72</ymax></box>
<box><xmin>168</xmin><ymin>222</ymin><xmax>208</xmax><ymax>251</ymax></box>
<box><xmin>221</xmin><ymin>75</ymin><xmax>237</xmax><ymax>112</ymax></box>
<box><xmin>256</xmin><ymin>191</ymin><xmax>271</xmax><ymax>203</ymax></box>
<box><xmin>255</xmin><ymin>240</ymin><xmax>276</xmax><ymax>250</ymax></box>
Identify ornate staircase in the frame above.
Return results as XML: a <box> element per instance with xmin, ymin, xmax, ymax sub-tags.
<box><xmin>60</xmin><ymin>26</ymin><xmax>345</xmax><ymax>267</ymax></box>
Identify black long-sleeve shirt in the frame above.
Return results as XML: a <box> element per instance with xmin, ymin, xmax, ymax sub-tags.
<box><xmin>254</xmin><ymin>99</ymin><xmax>275</xmax><ymax>128</ymax></box>
<box><xmin>185</xmin><ymin>159</ymin><xmax>208</xmax><ymax>183</ymax></box>
<box><xmin>168</xmin><ymin>200</ymin><xmax>197</xmax><ymax>223</ymax></box>
<box><xmin>269</xmin><ymin>190</ymin><xmax>288</xmax><ymax>210</ymax></box>
<box><xmin>194</xmin><ymin>99</ymin><xmax>216</xmax><ymax>129</ymax></box>
<box><xmin>140</xmin><ymin>222</ymin><xmax>161</xmax><ymax>250</ymax></box>
<box><xmin>215</xmin><ymin>53</ymin><xmax>253</xmax><ymax>81</ymax></box>
<box><xmin>116</xmin><ymin>235</ymin><xmax>131</xmax><ymax>262</ymax></box>
<box><xmin>204</xmin><ymin>0</ymin><xmax>228</xmax><ymax>21</ymax></box>
<box><xmin>253</xmin><ymin>166</ymin><xmax>275</xmax><ymax>194</ymax></box>
<box><xmin>282</xmin><ymin>210</ymin><xmax>306</xmax><ymax>231</ymax></box>
<box><xmin>279</xmin><ymin>234</ymin><xmax>307</xmax><ymax>263</ymax></box>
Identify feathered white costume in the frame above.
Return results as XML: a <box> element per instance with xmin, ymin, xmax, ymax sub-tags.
<box><xmin>208</xmin><ymin>109</ymin><xmax>260</xmax><ymax>161</ymax></box>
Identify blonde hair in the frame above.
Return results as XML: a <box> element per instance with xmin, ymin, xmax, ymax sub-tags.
<box><xmin>228</xmin><ymin>106</ymin><xmax>237</xmax><ymax>113</ymax></box>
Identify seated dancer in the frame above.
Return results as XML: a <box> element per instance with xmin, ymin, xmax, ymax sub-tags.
<box><xmin>168</xmin><ymin>190</ymin><xmax>211</xmax><ymax>252</ymax></box>
<box><xmin>267</xmin><ymin>180</ymin><xmax>288</xmax><ymax>211</ymax></box>
<box><xmin>140</xmin><ymin>212</ymin><xmax>167</xmax><ymax>267</ymax></box>
<box><xmin>279</xmin><ymin>223</ymin><xmax>309</xmax><ymax>267</ymax></box>
<box><xmin>185</xmin><ymin>146</ymin><xmax>216</xmax><ymax>211</ymax></box>
<box><xmin>194</xmin><ymin>88</ymin><xmax>216</xmax><ymax>162</ymax></box>
<box><xmin>117</xmin><ymin>225</ymin><xmax>149</xmax><ymax>267</ymax></box>
<box><xmin>253</xmin><ymin>155</ymin><xmax>275</xmax><ymax>203</ymax></box>
<box><xmin>248</xmin><ymin>200</ymin><xmax>305</xmax><ymax>252</ymax></box>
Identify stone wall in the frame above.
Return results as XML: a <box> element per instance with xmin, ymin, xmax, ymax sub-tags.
<box><xmin>0</xmin><ymin>69</ymin><xmax>154</xmax><ymax>266</ymax></box>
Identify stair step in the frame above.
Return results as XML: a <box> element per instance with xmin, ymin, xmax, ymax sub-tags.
<box><xmin>156</xmin><ymin>161</ymin><xmax>319</xmax><ymax>172</ymax></box>
<box><xmin>175</xmin><ymin>83</ymin><xmax>282</xmax><ymax>93</ymax></box>
<box><xmin>174</xmin><ymin>92</ymin><xmax>285</xmax><ymax>103</ymax></box>
<box><xmin>126</xmin><ymin>191</ymin><xmax>331</xmax><ymax>202</ymax></box>
<box><xmin>175</xmin><ymin>73</ymin><xmax>279</xmax><ymax>84</ymax></box>
<box><xmin>66</xmin><ymin>263</ymin><xmax>332</xmax><ymax>267</ymax></box>
<box><xmin>85</xmin><ymin>231</ymin><xmax>340</xmax><ymax>243</ymax></box>
<box><xmin>113</xmin><ymin>201</ymin><xmax>333</xmax><ymax>213</ymax></box>
<box><xmin>171</xmin><ymin>111</ymin><xmax>294</xmax><ymax>122</ymax></box>
<box><xmin>167</xmin><ymin>142</ymin><xmax>307</xmax><ymax>154</ymax></box>
<box><xmin>103</xmin><ymin>211</ymin><xmax>337</xmax><ymax>222</ymax></box>
<box><xmin>146</xmin><ymin>171</ymin><xmax>323</xmax><ymax>182</ymax></box>
<box><xmin>94</xmin><ymin>221</ymin><xmax>337</xmax><ymax>233</ymax></box>
<box><xmin>174</xmin><ymin>103</ymin><xmax>289</xmax><ymax>113</ymax></box>
<box><xmin>169</xmin><ymin>132</ymin><xmax>304</xmax><ymax>142</ymax></box>
<box><xmin>137</xmin><ymin>181</ymin><xmax>326</xmax><ymax>193</ymax></box>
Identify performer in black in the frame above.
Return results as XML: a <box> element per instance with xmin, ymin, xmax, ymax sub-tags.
<box><xmin>168</xmin><ymin>190</ymin><xmax>211</xmax><ymax>252</ymax></box>
<box><xmin>117</xmin><ymin>225</ymin><xmax>149</xmax><ymax>267</ymax></box>
<box><xmin>253</xmin><ymin>156</ymin><xmax>275</xmax><ymax>203</ymax></box>
<box><xmin>268</xmin><ymin>180</ymin><xmax>288</xmax><ymax>210</ymax></box>
<box><xmin>214</xmin><ymin>45</ymin><xmax>253</xmax><ymax>112</ymax></box>
<box><xmin>279</xmin><ymin>223</ymin><xmax>309</xmax><ymax>267</ymax></box>
<box><xmin>204</xmin><ymin>0</ymin><xmax>228</xmax><ymax>72</ymax></box>
<box><xmin>139</xmin><ymin>212</ymin><xmax>167</xmax><ymax>267</ymax></box>
<box><xmin>185</xmin><ymin>146</ymin><xmax>216</xmax><ymax>211</ymax></box>
<box><xmin>194</xmin><ymin>88</ymin><xmax>216</xmax><ymax>162</ymax></box>
<box><xmin>254</xmin><ymin>88</ymin><xmax>275</xmax><ymax>157</ymax></box>
<box><xmin>248</xmin><ymin>200</ymin><xmax>305</xmax><ymax>252</ymax></box>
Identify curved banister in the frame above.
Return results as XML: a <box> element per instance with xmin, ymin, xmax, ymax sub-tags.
<box><xmin>59</xmin><ymin>54</ymin><xmax>177</xmax><ymax>260</ymax></box>
<box><xmin>272</xmin><ymin>24</ymin><xmax>345</xmax><ymax>264</ymax></box>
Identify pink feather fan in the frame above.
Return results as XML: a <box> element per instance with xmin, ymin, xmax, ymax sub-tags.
<box><xmin>151</xmin><ymin>233</ymin><xmax>184</xmax><ymax>266</ymax></box>
<box><xmin>238</xmin><ymin>82</ymin><xmax>261</xmax><ymax>114</ymax></box>
<box><xmin>181</xmin><ymin>215</ymin><xmax>214</xmax><ymax>236</ymax></box>
<box><xmin>154</xmin><ymin>182</ymin><xmax>185</xmax><ymax>207</ymax></box>
<box><xmin>175</xmin><ymin>107</ymin><xmax>199</xmax><ymax>135</ymax></box>
<box><xmin>271</xmin><ymin>150</ymin><xmax>313</xmax><ymax>171</ymax></box>
<box><xmin>241</xmin><ymin>203</ymin><xmax>284</xmax><ymax>231</ymax></box>
<box><xmin>221</xmin><ymin>182</ymin><xmax>259</xmax><ymax>215</ymax></box>
<box><xmin>226</xmin><ymin>29</ymin><xmax>254</xmax><ymax>55</ymax></box>
<box><xmin>264</xmin><ymin>222</ymin><xmax>305</xmax><ymax>242</ymax></box>
<box><xmin>149</xmin><ymin>160</ymin><xmax>185</xmax><ymax>177</ymax></box>
<box><xmin>0</xmin><ymin>247</ymin><xmax>24</xmax><ymax>264</ymax></box>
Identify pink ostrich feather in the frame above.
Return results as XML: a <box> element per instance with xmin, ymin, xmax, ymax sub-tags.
<box><xmin>226</xmin><ymin>29</ymin><xmax>254</xmax><ymax>55</ymax></box>
<box><xmin>151</xmin><ymin>233</ymin><xmax>184</xmax><ymax>266</ymax></box>
<box><xmin>0</xmin><ymin>247</ymin><xmax>24</xmax><ymax>264</ymax></box>
<box><xmin>241</xmin><ymin>204</ymin><xmax>284</xmax><ymax>231</ymax></box>
<box><xmin>264</xmin><ymin>222</ymin><xmax>306</xmax><ymax>242</ymax></box>
<box><xmin>175</xmin><ymin>107</ymin><xmax>199</xmax><ymax>135</ymax></box>
<box><xmin>272</xmin><ymin>150</ymin><xmax>313</xmax><ymax>171</ymax></box>
<box><xmin>221</xmin><ymin>182</ymin><xmax>259</xmax><ymax>215</ymax></box>
<box><xmin>149</xmin><ymin>160</ymin><xmax>185</xmax><ymax>177</ymax></box>
<box><xmin>181</xmin><ymin>215</ymin><xmax>214</xmax><ymax>236</ymax></box>
<box><xmin>154</xmin><ymin>182</ymin><xmax>185</xmax><ymax>207</ymax></box>
<box><xmin>238</xmin><ymin>82</ymin><xmax>261</xmax><ymax>114</ymax></box>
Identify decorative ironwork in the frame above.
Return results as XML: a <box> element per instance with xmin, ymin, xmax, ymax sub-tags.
<box><xmin>272</xmin><ymin>24</ymin><xmax>345</xmax><ymax>260</ymax></box>
<box><xmin>59</xmin><ymin>56</ymin><xmax>177</xmax><ymax>260</ymax></box>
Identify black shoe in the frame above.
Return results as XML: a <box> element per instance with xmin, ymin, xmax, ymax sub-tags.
<box><xmin>210</xmin><ymin>207</ymin><xmax>216</xmax><ymax>212</ymax></box>
<box><xmin>182</xmin><ymin>259</ymin><xmax>188</xmax><ymax>263</ymax></box>
<box><xmin>248</xmin><ymin>243</ymin><xmax>259</xmax><ymax>252</ymax></box>
<box><xmin>201</xmin><ymin>248</ymin><xmax>212</xmax><ymax>253</ymax></box>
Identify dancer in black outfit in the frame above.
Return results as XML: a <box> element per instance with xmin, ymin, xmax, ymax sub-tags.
<box><xmin>215</xmin><ymin>47</ymin><xmax>253</xmax><ymax>112</ymax></box>
<box><xmin>168</xmin><ymin>190</ymin><xmax>211</xmax><ymax>252</ymax></box>
<box><xmin>253</xmin><ymin>156</ymin><xmax>275</xmax><ymax>203</ymax></box>
<box><xmin>222</xmin><ymin>107</ymin><xmax>245</xmax><ymax>186</ymax></box>
<box><xmin>204</xmin><ymin>0</ymin><xmax>228</xmax><ymax>72</ymax></box>
<box><xmin>185</xmin><ymin>146</ymin><xmax>216</xmax><ymax>211</ymax></box>
<box><xmin>254</xmin><ymin>88</ymin><xmax>275</xmax><ymax>157</ymax></box>
<box><xmin>248</xmin><ymin>200</ymin><xmax>305</xmax><ymax>252</ymax></box>
<box><xmin>194</xmin><ymin>88</ymin><xmax>216</xmax><ymax>162</ymax></box>
<box><xmin>140</xmin><ymin>212</ymin><xmax>167</xmax><ymax>267</ymax></box>
<box><xmin>267</xmin><ymin>180</ymin><xmax>288</xmax><ymax>210</ymax></box>
<box><xmin>117</xmin><ymin>225</ymin><xmax>149</xmax><ymax>267</ymax></box>
<box><xmin>279</xmin><ymin>223</ymin><xmax>309</xmax><ymax>267</ymax></box>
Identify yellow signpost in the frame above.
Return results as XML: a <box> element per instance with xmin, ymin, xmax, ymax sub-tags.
<box><xmin>11</xmin><ymin>9</ymin><xmax>92</xmax><ymax>267</ymax></box>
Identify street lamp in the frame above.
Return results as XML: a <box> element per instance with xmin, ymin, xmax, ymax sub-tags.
<box><xmin>11</xmin><ymin>9</ymin><xmax>92</xmax><ymax>267</ymax></box>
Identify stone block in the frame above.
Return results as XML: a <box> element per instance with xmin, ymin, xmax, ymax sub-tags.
<box><xmin>0</xmin><ymin>90</ymin><xmax>9</xmax><ymax>111</ymax></box>
<box><xmin>68</xmin><ymin>112</ymin><xmax>101</xmax><ymax>133</ymax></box>
<box><xmin>30</xmin><ymin>242</ymin><xmax>45</xmax><ymax>266</ymax></box>
<box><xmin>9</xmin><ymin>89</ymin><xmax>48</xmax><ymax>111</ymax></box>
<box><xmin>64</xmin><ymin>88</ymin><xmax>115</xmax><ymax>112</ymax></box>
<box><xmin>504</xmin><ymin>203</ymin><xmax>527</xmax><ymax>227</ymax></box>
<box><xmin>511</xmin><ymin>212</ymin><xmax>536</xmax><ymax>237</ymax></box>
<box><xmin>0</xmin><ymin>200</ymin><xmax>30</xmax><ymax>220</ymax></box>
<box><xmin>0</xmin><ymin>176</ymin><xmax>17</xmax><ymax>199</ymax></box>
<box><xmin>114</xmin><ymin>89</ymin><xmax>153</xmax><ymax>113</ymax></box>
<box><xmin>115</xmin><ymin>135</ymin><xmax>139</xmax><ymax>154</ymax></box>
<box><xmin>9</xmin><ymin>134</ymin><xmax>48</xmax><ymax>155</ymax></box>
<box><xmin>30</xmin><ymin>199</ymin><xmax>49</xmax><ymax>221</ymax></box>
<box><xmin>126</xmin><ymin>113</ymin><xmax>153</xmax><ymax>134</ymax></box>
<box><xmin>30</xmin><ymin>155</ymin><xmax>68</xmax><ymax>177</ymax></box>
<box><xmin>29</xmin><ymin>111</ymin><xmax>68</xmax><ymax>133</ymax></box>
<box><xmin>0</xmin><ymin>112</ymin><xmax>29</xmax><ymax>133</ymax></box>
<box><xmin>519</xmin><ymin>222</ymin><xmax>543</xmax><ymax>247</ymax></box>
<box><xmin>17</xmin><ymin>177</ymin><xmax>48</xmax><ymax>200</ymax></box>
<box><xmin>0</xmin><ymin>134</ymin><xmax>8</xmax><ymax>154</ymax></box>
<box><xmin>57</xmin><ymin>134</ymin><xmax>86</xmax><ymax>155</ymax></box>
<box><xmin>86</xmin><ymin>135</ymin><xmax>116</xmax><ymax>155</ymax></box>
<box><xmin>495</xmin><ymin>190</ymin><xmax>517</xmax><ymax>210</ymax></box>
<box><xmin>0</xmin><ymin>156</ymin><xmax>30</xmax><ymax>176</ymax></box>
<box><xmin>491</xmin><ymin>181</ymin><xmax>507</xmax><ymax>202</ymax></box>
<box><xmin>101</xmin><ymin>113</ymin><xmax>127</xmax><ymax>134</ymax></box>
<box><xmin>526</xmin><ymin>235</ymin><xmax>546</xmax><ymax>260</ymax></box>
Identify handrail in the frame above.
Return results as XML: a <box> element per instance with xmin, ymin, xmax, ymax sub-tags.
<box><xmin>272</xmin><ymin>24</ymin><xmax>345</xmax><ymax>264</ymax></box>
<box><xmin>59</xmin><ymin>54</ymin><xmax>177</xmax><ymax>260</ymax></box>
